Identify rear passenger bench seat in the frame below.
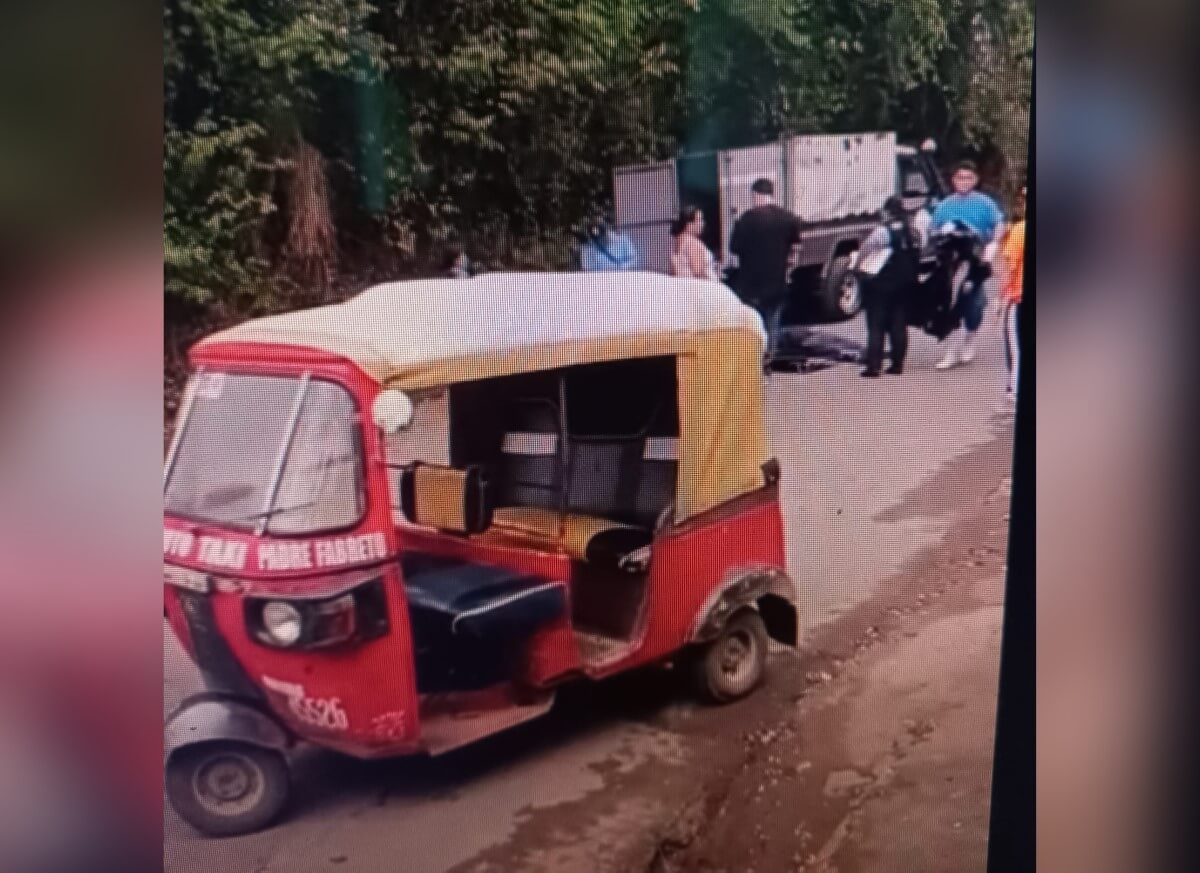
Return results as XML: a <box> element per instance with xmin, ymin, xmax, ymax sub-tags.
<box><xmin>489</xmin><ymin>507</ymin><xmax>651</xmax><ymax>572</ymax></box>
<box><xmin>488</xmin><ymin>432</ymin><xmax>677</xmax><ymax>573</ymax></box>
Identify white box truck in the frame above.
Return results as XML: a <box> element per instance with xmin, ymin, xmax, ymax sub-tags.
<box><xmin>612</xmin><ymin>132</ymin><xmax>945</xmax><ymax>321</ymax></box>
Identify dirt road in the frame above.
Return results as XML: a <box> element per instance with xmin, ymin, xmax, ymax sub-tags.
<box><xmin>165</xmin><ymin>314</ymin><xmax>1015</xmax><ymax>872</ymax></box>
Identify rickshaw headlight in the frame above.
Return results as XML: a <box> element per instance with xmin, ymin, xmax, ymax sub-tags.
<box><xmin>247</xmin><ymin>578</ymin><xmax>388</xmax><ymax>650</ymax></box>
<box><xmin>261</xmin><ymin>601</ymin><xmax>304</xmax><ymax>647</ymax></box>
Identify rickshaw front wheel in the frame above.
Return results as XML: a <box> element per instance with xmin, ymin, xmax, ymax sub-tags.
<box><xmin>690</xmin><ymin>608</ymin><xmax>769</xmax><ymax>704</ymax></box>
<box><xmin>166</xmin><ymin>741</ymin><xmax>290</xmax><ymax>837</ymax></box>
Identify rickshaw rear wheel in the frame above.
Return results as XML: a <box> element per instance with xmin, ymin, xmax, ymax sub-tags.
<box><xmin>166</xmin><ymin>741</ymin><xmax>290</xmax><ymax>837</ymax></box>
<box><xmin>690</xmin><ymin>608</ymin><xmax>769</xmax><ymax>703</ymax></box>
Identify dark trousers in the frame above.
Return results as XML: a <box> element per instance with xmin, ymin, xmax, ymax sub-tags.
<box><xmin>863</xmin><ymin>282</ymin><xmax>908</xmax><ymax>373</ymax></box>
<box><xmin>740</xmin><ymin>281</ymin><xmax>787</xmax><ymax>359</ymax></box>
<box><xmin>754</xmin><ymin>297</ymin><xmax>786</xmax><ymax>358</ymax></box>
<box><xmin>1003</xmin><ymin>300</ymin><xmax>1020</xmax><ymax>391</ymax></box>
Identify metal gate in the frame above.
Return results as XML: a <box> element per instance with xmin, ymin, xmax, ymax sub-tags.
<box><xmin>612</xmin><ymin>161</ymin><xmax>678</xmax><ymax>274</ymax></box>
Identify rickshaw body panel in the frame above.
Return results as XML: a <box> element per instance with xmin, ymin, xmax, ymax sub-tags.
<box><xmin>165</xmin><ymin>274</ymin><xmax>785</xmax><ymax>764</ymax></box>
<box><xmin>585</xmin><ymin>487</ymin><xmax>788</xmax><ymax>678</ymax></box>
<box><xmin>165</xmin><ymin>344</ymin><xmax>430</xmax><ymax>758</ymax></box>
<box><xmin>163</xmin><ymin>551</ymin><xmax>428</xmax><ymax>757</ymax></box>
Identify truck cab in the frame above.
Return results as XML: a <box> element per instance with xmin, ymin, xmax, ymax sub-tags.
<box><xmin>897</xmin><ymin>141</ymin><xmax>945</xmax><ymax>214</ymax></box>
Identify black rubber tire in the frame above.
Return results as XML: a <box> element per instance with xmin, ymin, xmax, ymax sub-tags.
<box><xmin>166</xmin><ymin>741</ymin><xmax>290</xmax><ymax>837</ymax></box>
<box><xmin>816</xmin><ymin>254</ymin><xmax>862</xmax><ymax>321</ymax></box>
<box><xmin>690</xmin><ymin>608</ymin><xmax>769</xmax><ymax>704</ymax></box>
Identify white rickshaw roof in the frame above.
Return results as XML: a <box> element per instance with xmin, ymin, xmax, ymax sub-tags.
<box><xmin>197</xmin><ymin>272</ymin><xmax>770</xmax><ymax>521</ymax></box>
<box><xmin>198</xmin><ymin>272</ymin><xmax>764</xmax><ymax>386</ymax></box>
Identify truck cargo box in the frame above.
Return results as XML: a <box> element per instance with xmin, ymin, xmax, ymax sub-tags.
<box><xmin>785</xmin><ymin>132</ymin><xmax>896</xmax><ymax>223</ymax></box>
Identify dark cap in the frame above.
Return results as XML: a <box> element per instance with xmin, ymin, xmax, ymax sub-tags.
<box><xmin>751</xmin><ymin>178</ymin><xmax>775</xmax><ymax>196</ymax></box>
<box><xmin>952</xmin><ymin>160</ymin><xmax>979</xmax><ymax>175</ymax></box>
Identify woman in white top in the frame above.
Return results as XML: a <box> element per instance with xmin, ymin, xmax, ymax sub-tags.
<box><xmin>669</xmin><ymin>206</ymin><xmax>720</xmax><ymax>280</ymax></box>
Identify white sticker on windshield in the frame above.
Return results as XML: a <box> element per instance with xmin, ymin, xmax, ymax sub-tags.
<box><xmin>195</xmin><ymin>372</ymin><xmax>226</xmax><ymax>399</ymax></box>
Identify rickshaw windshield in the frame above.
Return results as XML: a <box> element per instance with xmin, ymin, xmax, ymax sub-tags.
<box><xmin>164</xmin><ymin>372</ymin><xmax>364</xmax><ymax>535</ymax></box>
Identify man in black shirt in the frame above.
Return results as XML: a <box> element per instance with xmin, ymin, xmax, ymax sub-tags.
<box><xmin>728</xmin><ymin>178</ymin><xmax>804</xmax><ymax>363</ymax></box>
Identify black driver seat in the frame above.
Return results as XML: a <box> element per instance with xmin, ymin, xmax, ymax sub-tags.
<box><xmin>400</xmin><ymin>552</ymin><xmax>567</xmax><ymax>693</ymax></box>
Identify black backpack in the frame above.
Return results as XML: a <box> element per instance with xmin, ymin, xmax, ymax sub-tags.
<box><xmin>887</xmin><ymin>221</ymin><xmax>918</xmax><ymax>262</ymax></box>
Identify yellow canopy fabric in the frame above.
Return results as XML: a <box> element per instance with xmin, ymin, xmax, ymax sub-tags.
<box><xmin>197</xmin><ymin>272</ymin><xmax>770</xmax><ymax>521</ymax></box>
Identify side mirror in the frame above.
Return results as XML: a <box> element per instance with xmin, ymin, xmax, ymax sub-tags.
<box><xmin>372</xmin><ymin>389</ymin><xmax>414</xmax><ymax>434</ymax></box>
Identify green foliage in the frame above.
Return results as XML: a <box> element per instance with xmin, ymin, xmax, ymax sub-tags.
<box><xmin>381</xmin><ymin>0</ymin><xmax>685</xmax><ymax>267</ymax></box>
<box><xmin>954</xmin><ymin>0</ymin><xmax>1035</xmax><ymax>187</ymax></box>
<box><xmin>163</xmin><ymin>116</ymin><xmax>273</xmax><ymax>305</ymax></box>
<box><xmin>164</xmin><ymin>0</ymin><xmax>1033</xmax><ymax>309</ymax></box>
<box><xmin>164</xmin><ymin>0</ymin><xmax>386</xmax><ymax>303</ymax></box>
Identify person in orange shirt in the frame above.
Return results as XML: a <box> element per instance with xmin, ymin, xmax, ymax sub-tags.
<box><xmin>999</xmin><ymin>185</ymin><xmax>1026</xmax><ymax>400</ymax></box>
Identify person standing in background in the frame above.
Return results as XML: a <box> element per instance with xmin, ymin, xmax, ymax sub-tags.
<box><xmin>669</xmin><ymin>205</ymin><xmax>720</xmax><ymax>280</ymax></box>
<box><xmin>998</xmin><ymin>184</ymin><xmax>1026</xmax><ymax>401</ymax></box>
<box><xmin>728</xmin><ymin>178</ymin><xmax>804</xmax><ymax>364</ymax></box>
<box><xmin>579</xmin><ymin>211</ymin><xmax>639</xmax><ymax>272</ymax></box>
<box><xmin>930</xmin><ymin>160</ymin><xmax>1006</xmax><ymax>370</ymax></box>
<box><xmin>441</xmin><ymin>242</ymin><xmax>473</xmax><ymax>278</ymax></box>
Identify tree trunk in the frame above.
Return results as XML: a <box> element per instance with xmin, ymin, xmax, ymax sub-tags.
<box><xmin>282</xmin><ymin>141</ymin><xmax>337</xmax><ymax>296</ymax></box>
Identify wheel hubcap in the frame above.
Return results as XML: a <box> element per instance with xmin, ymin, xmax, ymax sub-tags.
<box><xmin>719</xmin><ymin>630</ymin><xmax>754</xmax><ymax>678</ymax></box>
<box><xmin>206</xmin><ymin>762</ymin><xmax>251</xmax><ymax>801</ymax></box>
<box><xmin>193</xmin><ymin>752</ymin><xmax>265</xmax><ymax>816</ymax></box>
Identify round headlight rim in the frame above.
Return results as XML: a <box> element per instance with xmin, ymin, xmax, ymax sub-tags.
<box><xmin>260</xmin><ymin>600</ymin><xmax>304</xmax><ymax>647</ymax></box>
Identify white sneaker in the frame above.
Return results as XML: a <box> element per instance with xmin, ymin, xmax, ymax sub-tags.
<box><xmin>958</xmin><ymin>333</ymin><xmax>977</xmax><ymax>365</ymax></box>
<box><xmin>935</xmin><ymin>350</ymin><xmax>958</xmax><ymax>370</ymax></box>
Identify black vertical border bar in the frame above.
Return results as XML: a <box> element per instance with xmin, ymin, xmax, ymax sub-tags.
<box><xmin>986</xmin><ymin>46</ymin><xmax>1036</xmax><ymax>873</ymax></box>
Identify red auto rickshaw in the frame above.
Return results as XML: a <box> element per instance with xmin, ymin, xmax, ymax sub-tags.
<box><xmin>163</xmin><ymin>272</ymin><xmax>798</xmax><ymax>835</ymax></box>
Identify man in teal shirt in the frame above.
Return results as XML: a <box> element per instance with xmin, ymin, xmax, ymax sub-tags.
<box><xmin>580</xmin><ymin>213</ymin><xmax>639</xmax><ymax>272</ymax></box>
<box><xmin>930</xmin><ymin>160</ymin><xmax>1006</xmax><ymax>369</ymax></box>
